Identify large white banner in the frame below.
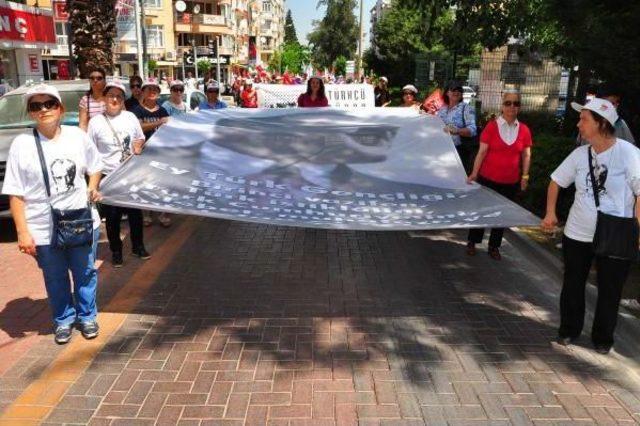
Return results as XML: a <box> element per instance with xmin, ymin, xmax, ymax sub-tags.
<box><xmin>257</xmin><ymin>84</ymin><xmax>375</xmax><ymax>109</ymax></box>
<box><xmin>100</xmin><ymin>109</ymin><xmax>539</xmax><ymax>230</ymax></box>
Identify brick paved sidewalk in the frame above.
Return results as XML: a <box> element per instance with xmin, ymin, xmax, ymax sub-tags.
<box><xmin>2</xmin><ymin>217</ymin><xmax>640</xmax><ymax>425</ymax></box>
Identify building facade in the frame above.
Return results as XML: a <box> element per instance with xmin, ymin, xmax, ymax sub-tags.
<box><xmin>2</xmin><ymin>0</ymin><xmax>56</xmax><ymax>87</ymax></box>
<box><xmin>21</xmin><ymin>0</ymin><xmax>284</xmax><ymax>85</ymax></box>
<box><xmin>369</xmin><ymin>0</ymin><xmax>390</xmax><ymax>52</ymax></box>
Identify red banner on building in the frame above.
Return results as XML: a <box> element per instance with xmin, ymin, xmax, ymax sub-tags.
<box><xmin>0</xmin><ymin>0</ymin><xmax>56</xmax><ymax>48</ymax></box>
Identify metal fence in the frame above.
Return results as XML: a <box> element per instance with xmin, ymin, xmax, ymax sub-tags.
<box><xmin>416</xmin><ymin>45</ymin><xmax>570</xmax><ymax>116</ymax></box>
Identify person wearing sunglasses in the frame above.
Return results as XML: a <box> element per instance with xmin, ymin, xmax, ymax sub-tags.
<box><xmin>437</xmin><ymin>80</ymin><xmax>477</xmax><ymax>171</ymax></box>
<box><xmin>79</xmin><ymin>67</ymin><xmax>107</xmax><ymax>131</ymax></box>
<box><xmin>1</xmin><ymin>84</ymin><xmax>103</xmax><ymax>344</ymax></box>
<box><xmin>199</xmin><ymin>82</ymin><xmax>228</xmax><ymax>110</ymax></box>
<box><xmin>467</xmin><ymin>90</ymin><xmax>532</xmax><ymax>261</ymax></box>
<box><xmin>162</xmin><ymin>80</ymin><xmax>188</xmax><ymax>116</ymax></box>
<box><xmin>87</xmin><ymin>80</ymin><xmax>150</xmax><ymax>266</ymax></box>
<box><xmin>542</xmin><ymin>98</ymin><xmax>640</xmax><ymax>355</ymax></box>
<box><xmin>125</xmin><ymin>75</ymin><xmax>144</xmax><ymax>111</ymax></box>
<box><xmin>399</xmin><ymin>84</ymin><xmax>421</xmax><ymax>109</ymax></box>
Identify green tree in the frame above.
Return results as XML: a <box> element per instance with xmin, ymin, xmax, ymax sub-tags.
<box><xmin>307</xmin><ymin>0</ymin><xmax>359</xmax><ymax>68</ymax></box>
<box><xmin>334</xmin><ymin>56</ymin><xmax>347</xmax><ymax>76</ymax></box>
<box><xmin>197</xmin><ymin>59</ymin><xmax>212</xmax><ymax>75</ymax></box>
<box><xmin>367</xmin><ymin>2</ymin><xmax>428</xmax><ymax>84</ymax></box>
<box><xmin>67</xmin><ymin>0</ymin><xmax>118</xmax><ymax>76</ymax></box>
<box><xmin>269</xmin><ymin>43</ymin><xmax>311</xmax><ymax>74</ymax></box>
<box><xmin>284</xmin><ymin>10</ymin><xmax>299</xmax><ymax>45</ymax></box>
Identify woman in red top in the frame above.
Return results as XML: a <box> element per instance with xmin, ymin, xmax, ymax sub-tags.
<box><xmin>297</xmin><ymin>77</ymin><xmax>329</xmax><ymax>107</ymax></box>
<box><xmin>241</xmin><ymin>79</ymin><xmax>258</xmax><ymax>108</ymax></box>
<box><xmin>466</xmin><ymin>90</ymin><xmax>533</xmax><ymax>260</ymax></box>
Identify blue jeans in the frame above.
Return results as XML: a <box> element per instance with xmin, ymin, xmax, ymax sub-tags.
<box><xmin>36</xmin><ymin>228</ymin><xmax>100</xmax><ymax>327</ymax></box>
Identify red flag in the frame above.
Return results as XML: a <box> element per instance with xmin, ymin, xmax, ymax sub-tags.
<box><xmin>422</xmin><ymin>89</ymin><xmax>445</xmax><ymax>115</ymax></box>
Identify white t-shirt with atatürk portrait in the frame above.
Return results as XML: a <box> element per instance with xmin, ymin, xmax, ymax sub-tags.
<box><xmin>1</xmin><ymin>126</ymin><xmax>102</xmax><ymax>245</ymax></box>
<box><xmin>88</xmin><ymin>110</ymin><xmax>145</xmax><ymax>174</ymax></box>
<box><xmin>551</xmin><ymin>139</ymin><xmax>640</xmax><ymax>242</ymax></box>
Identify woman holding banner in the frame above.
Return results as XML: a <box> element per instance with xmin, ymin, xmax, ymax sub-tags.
<box><xmin>542</xmin><ymin>98</ymin><xmax>640</xmax><ymax>355</ymax></box>
<box><xmin>2</xmin><ymin>84</ymin><xmax>103</xmax><ymax>344</ymax></box>
<box><xmin>466</xmin><ymin>89</ymin><xmax>532</xmax><ymax>261</ymax></box>
<box><xmin>88</xmin><ymin>80</ymin><xmax>149</xmax><ymax>268</ymax></box>
<box><xmin>438</xmin><ymin>80</ymin><xmax>477</xmax><ymax>169</ymax></box>
<box><xmin>297</xmin><ymin>77</ymin><xmax>329</xmax><ymax>107</ymax></box>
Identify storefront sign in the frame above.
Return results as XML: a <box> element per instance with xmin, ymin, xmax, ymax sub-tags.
<box><xmin>0</xmin><ymin>0</ymin><xmax>55</xmax><ymax>48</ymax></box>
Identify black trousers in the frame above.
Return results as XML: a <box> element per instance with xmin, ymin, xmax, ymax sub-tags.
<box><xmin>559</xmin><ymin>235</ymin><xmax>631</xmax><ymax>347</ymax></box>
<box><xmin>467</xmin><ymin>176</ymin><xmax>519</xmax><ymax>248</ymax></box>
<box><xmin>102</xmin><ymin>204</ymin><xmax>144</xmax><ymax>254</ymax></box>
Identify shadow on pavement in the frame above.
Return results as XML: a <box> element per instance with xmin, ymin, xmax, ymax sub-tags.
<box><xmin>92</xmin><ymin>218</ymin><xmax>640</xmax><ymax>394</ymax></box>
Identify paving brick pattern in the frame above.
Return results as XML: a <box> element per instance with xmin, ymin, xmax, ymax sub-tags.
<box><xmin>3</xmin><ymin>217</ymin><xmax>640</xmax><ymax>425</ymax></box>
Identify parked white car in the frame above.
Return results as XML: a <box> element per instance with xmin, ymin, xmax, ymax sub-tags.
<box><xmin>462</xmin><ymin>86</ymin><xmax>477</xmax><ymax>104</ymax></box>
<box><xmin>159</xmin><ymin>87</ymin><xmax>207</xmax><ymax>112</ymax></box>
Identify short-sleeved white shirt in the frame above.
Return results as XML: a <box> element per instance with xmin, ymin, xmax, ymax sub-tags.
<box><xmin>1</xmin><ymin>126</ymin><xmax>103</xmax><ymax>246</ymax></box>
<box><xmin>88</xmin><ymin>111</ymin><xmax>145</xmax><ymax>174</ymax></box>
<box><xmin>551</xmin><ymin>139</ymin><xmax>640</xmax><ymax>242</ymax></box>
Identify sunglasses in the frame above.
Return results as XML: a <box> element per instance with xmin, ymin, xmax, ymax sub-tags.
<box><xmin>503</xmin><ymin>101</ymin><xmax>521</xmax><ymax>107</ymax></box>
<box><xmin>89</xmin><ymin>76</ymin><xmax>104</xmax><ymax>82</ymax></box>
<box><xmin>402</xmin><ymin>91</ymin><xmax>415</xmax><ymax>96</ymax></box>
<box><xmin>206</xmin><ymin>89</ymin><xmax>219</xmax><ymax>93</ymax></box>
<box><xmin>130</xmin><ymin>84</ymin><xmax>142</xmax><ymax>89</ymax></box>
<box><xmin>28</xmin><ymin>99</ymin><xmax>60</xmax><ymax>112</ymax></box>
<box><xmin>171</xmin><ymin>87</ymin><xmax>185</xmax><ymax>92</ymax></box>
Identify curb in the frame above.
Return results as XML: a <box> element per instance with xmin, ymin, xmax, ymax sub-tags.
<box><xmin>506</xmin><ymin>227</ymin><xmax>640</xmax><ymax>374</ymax></box>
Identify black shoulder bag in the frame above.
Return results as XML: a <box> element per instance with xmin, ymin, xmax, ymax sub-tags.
<box><xmin>34</xmin><ymin>129</ymin><xmax>94</xmax><ymax>250</ymax></box>
<box><xmin>588</xmin><ymin>147</ymin><xmax>639</xmax><ymax>260</ymax></box>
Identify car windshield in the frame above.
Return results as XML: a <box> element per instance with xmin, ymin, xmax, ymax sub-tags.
<box><xmin>0</xmin><ymin>90</ymin><xmax>86</xmax><ymax>128</ymax></box>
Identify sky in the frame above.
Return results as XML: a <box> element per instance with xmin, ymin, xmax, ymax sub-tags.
<box><xmin>285</xmin><ymin>0</ymin><xmax>378</xmax><ymax>48</ymax></box>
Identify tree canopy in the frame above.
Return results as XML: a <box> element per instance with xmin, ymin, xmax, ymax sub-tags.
<box><xmin>284</xmin><ymin>10</ymin><xmax>299</xmax><ymax>45</ymax></box>
<box><xmin>307</xmin><ymin>0</ymin><xmax>359</xmax><ymax>69</ymax></box>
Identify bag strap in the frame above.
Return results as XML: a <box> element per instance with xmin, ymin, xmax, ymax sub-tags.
<box><xmin>587</xmin><ymin>147</ymin><xmax>601</xmax><ymax>209</ymax></box>
<box><xmin>33</xmin><ymin>128</ymin><xmax>51</xmax><ymax>198</ymax></box>
<box><xmin>102</xmin><ymin>113</ymin><xmax>124</xmax><ymax>151</ymax></box>
<box><xmin>461</xmin><ymin>103</ymin><xmax>467</xmax><ymax>128</ymax></box>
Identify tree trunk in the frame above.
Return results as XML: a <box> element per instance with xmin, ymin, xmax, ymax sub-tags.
<box><xmin>67</xmin><ymin>0</ymin><xmax>118</xmax><ymax>77</ymax></box>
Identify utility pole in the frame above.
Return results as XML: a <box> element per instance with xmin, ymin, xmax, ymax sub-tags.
<box><xmin>216</xmin><ymin>35</ymin><xmax>221</xmax><ymax>84</ymax></box>
<box><xmin>357</xmin><ymin>0</ymin><xmax>364</xmax><ymax>78</ymax></box>
<box><xmin>141</xmin><ymin>0</ymin><xmax>149</xmax><ymax>78</ymax></box>
<box><xmin>134</xmin><ymin>0</ymin><xmax>144</xmax><ymax>77</ymax></box>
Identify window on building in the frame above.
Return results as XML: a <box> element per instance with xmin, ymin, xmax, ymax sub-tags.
<box><xmin>147</xmin><ymin>25</ymin><xmax>164</xmax><ymax>48</ymax></box>
<box><xmin>144</xmin><ymin>0</ymin><xmax>162</xmax><ymax>7</ymax></box>
<box><xmin>262</xmin><ymin>1</ymin><xmax>271</xmax><ymax>12</ymax></box>
<box><xmin>54</xmin><ymin>22</ymin><xmax>67</xmax><ymax>36</ymax></box>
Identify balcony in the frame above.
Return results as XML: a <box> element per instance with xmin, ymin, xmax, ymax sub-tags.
<box><xmin>174</xmin><ymin>12</ymin><xmax>234</xmax><ymax>35</ymax></box>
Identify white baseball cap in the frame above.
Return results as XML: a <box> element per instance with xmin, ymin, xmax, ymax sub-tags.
<box><xmin>170</xmin><ymin>79</ymin><xmax>184</xmax><ymax>89</ymax></box>
<box><xmin>380</xmin><ymin>76</ymin><xmax>388</xmax><ymax>83</ymax></box>
<box><xmin>206</xmin><ymin>82</ymin><xmax>220</xmax><ymax>91</ymax></box>
<box><xmin>23</xmin><ymin>83</ymin><xmax>62</xmax><ymax>108</ymax></box>
<box><xmin>104</xmin><ymin>79</ymin><xmax>127</xmax><ymax>95</ymax></box>
<box><xmin>141</xmin><ymin>78</ymin><xmax>160</xmax><ymax>90</ymax></box>
<box><xmin>402</xmin><ymin>84</ymin><xmax>418</xmax><ymax>94</ymax></box>
<box><xmin>245</xmin><ymin>79</ymin><xmax>254</xmax><ymax>85</ymax></box>
<box><xmin>571</xmin><ymin>98</ymin><xmax>619</xmax><ymax>126</ymax></box>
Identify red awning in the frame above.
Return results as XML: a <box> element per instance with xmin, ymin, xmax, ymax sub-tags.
<box><xmin>0</xmin><ymin>0</ymin><xmax>56</xmax><ymax>49</ymax></box>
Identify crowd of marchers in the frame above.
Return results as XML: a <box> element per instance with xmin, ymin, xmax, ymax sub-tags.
<box><xmin>1</xmin><ymin>67</ymin><xmax>639</xmax><ymax>357</ymax></box>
